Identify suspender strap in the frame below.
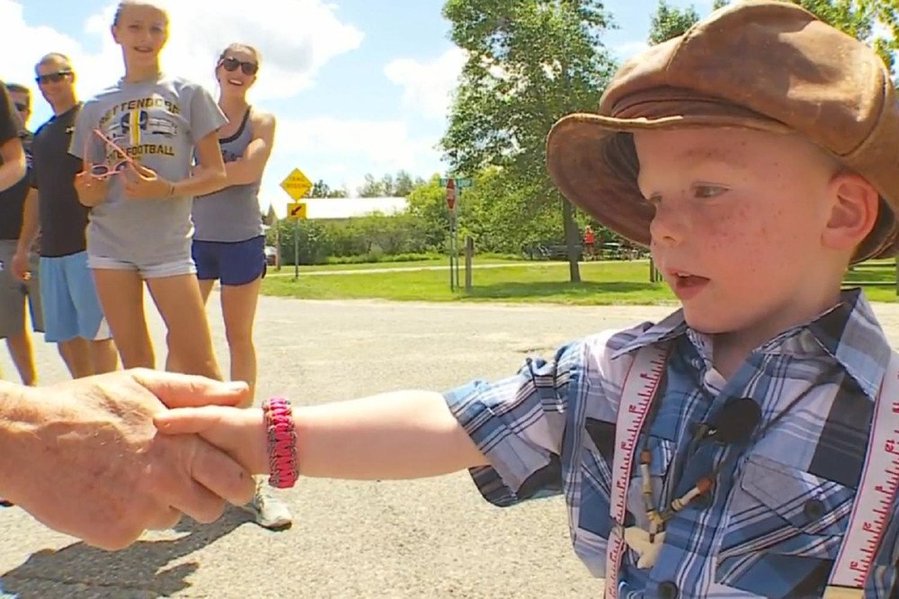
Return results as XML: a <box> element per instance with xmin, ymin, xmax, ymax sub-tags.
<box><xmin>823</xmin><ymin>351</ymin><xmax>899</xmax><ymax>598</ymax></box>
<box><xmin>604</xmin><ymin>344</ymin><xmax>669</xmax><ymax>599</ymax></box>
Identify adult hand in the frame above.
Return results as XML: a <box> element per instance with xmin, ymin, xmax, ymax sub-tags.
<box><xmin>10</xmin><ymin>248</ymin><xmax>31</xmax><ymax>281</ymax></box>
<box><xmin>0</xmin><ymin>369</ymin><xmax>255</xmax><ymax>550</ymax></box>
<box><xmin>73</xmin><ymin>171</ymin><xmax>108</xmax><ymax>207</ymax></box>
<box><xmin>123</xmin><ymin>162</ymin><xmax>170</xmax><ymax>200</ymax></box>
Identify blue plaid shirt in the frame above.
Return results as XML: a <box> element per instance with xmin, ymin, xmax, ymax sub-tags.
<box><xmin>446</xmin><ymin>289</ymin><xmax>899</xmax><ymax>598</ymax></box>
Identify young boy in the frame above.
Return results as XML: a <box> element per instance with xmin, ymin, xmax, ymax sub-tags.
<box><xmin>155</xmin><ymin>2</ymin><xmax>899</xmax><ymax>597</ymax></box>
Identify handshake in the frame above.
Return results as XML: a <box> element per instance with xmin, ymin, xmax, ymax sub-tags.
<box><xmin>0</xmin><ymin>369</ymin><xmax>276</xmax><ymax>550</ymax></box>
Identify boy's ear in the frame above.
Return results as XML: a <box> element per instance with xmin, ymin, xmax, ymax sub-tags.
<box><xmin>821</xmin><ymin>172</ymin><xmax>880</xmax><ymax>253</ymax></box>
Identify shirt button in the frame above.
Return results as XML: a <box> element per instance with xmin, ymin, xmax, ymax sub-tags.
<box><xmin>804</xmin><ymin>499</ymin><xmax>825</xmax><ymax>520</ymax></box>
<box><xmin>658</xmin><ymin>581</ymin><xmax>679</xmax><ymax>599</ymax></box>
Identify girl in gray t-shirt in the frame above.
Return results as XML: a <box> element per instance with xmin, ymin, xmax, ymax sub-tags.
<box><xmin>71</xmin><ymin>0</ymin><xmax>225</xmax><ymax>379</ymax></box>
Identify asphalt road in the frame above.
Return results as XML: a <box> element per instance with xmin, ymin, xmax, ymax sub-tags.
<box><xmin>2</xmin><ymin>295</ymin><xmax>899</xmax><ymax>598</ymax></box>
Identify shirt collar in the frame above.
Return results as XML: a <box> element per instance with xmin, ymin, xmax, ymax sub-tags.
<box><xmin>611</xmin><ymin>289</ymin><xmax>891</xmax><ymax>399</ymax></box>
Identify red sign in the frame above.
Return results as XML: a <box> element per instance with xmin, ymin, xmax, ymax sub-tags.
<box><xmin>445</xmin><ymin>178</ymin><xmax>457</xmax><ymax>211</ymax></box>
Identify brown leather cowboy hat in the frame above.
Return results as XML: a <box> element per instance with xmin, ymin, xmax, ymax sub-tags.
<box><xmin>546</xmin><ymin>0</ymin><xmax>899</xmax><ymax>263</ymax></box>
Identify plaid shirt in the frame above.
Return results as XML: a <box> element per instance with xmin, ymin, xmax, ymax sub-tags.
<box><xmin>446</xmin><ymin>289</ymin><xmax>899</xmax><ymax>598</ymax></box>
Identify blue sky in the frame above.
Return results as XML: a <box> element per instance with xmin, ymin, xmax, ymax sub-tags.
<box><xmin>2</xmin><ymin>0</ymin><xmax>715</xmax><ymax>214</ymax></box>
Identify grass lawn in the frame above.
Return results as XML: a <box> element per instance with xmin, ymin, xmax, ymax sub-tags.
<box><xmin>261</xmin><ymin>258</ymin><xmax>899</xmax><ymax>304</ymax></box>
<box><xmin>264</xmin><ymin>259</ymin><xmax>672</xmax><ymax>304</ymax></box>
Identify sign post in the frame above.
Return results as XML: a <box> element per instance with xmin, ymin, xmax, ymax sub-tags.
<box><xmin>281</xmin><ymin>168</ymin><xmax>313</xmax><ymax>281</ymax></box>
<box><xmin>445</xmin><ymin>178</ymin><xmax>457</xmax><ymax>290</ymax></box>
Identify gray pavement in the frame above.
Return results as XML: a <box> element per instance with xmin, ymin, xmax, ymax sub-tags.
<box><xmin>2</xmin><ymin>296</ymin><xmax>899</xmax><ymax>598</ymax></box>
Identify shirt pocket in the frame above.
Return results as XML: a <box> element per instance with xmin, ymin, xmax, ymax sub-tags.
<box><xmin>716</xmin><ymin>454</ymin><xmax>855</xmax><ymax>595</ymax></box>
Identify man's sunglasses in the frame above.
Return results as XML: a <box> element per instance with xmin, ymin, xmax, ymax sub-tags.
<box><xmin>35</xmin><ymin>71</ymin><xmax>72</xmax><ymax>85</ymax></box>
<box><xmin>219</xmin><ymin>57</ymin><xmax>258</xmax><ymax>76</ymax></box>
<box><xmin>84</xmin><ymin>128</ymin><xmax>135</xmax><ymax>179</ymax></box>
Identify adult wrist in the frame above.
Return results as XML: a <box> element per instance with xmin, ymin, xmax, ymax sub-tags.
<box><xmin>0</xmin><ymin>382</ymin><xmax>40</xmax><ymax>498</ymax></box>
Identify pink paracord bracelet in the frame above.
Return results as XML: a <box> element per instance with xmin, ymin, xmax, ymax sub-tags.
<box><xmin>262</xmin><ymin>397</ymin><xmax>298</xmax><ymax>488</ymax></box>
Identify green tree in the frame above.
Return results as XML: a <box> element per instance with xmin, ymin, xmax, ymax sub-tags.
<box><xmin>648</xmin><ymin>0</ymin><xmax>699</xmax><ymax>44</ymax></box>
<box><xmin>672</xmin><ymin>1</ymin><xmax>899</xmax><ymax>74</ymax></box>
<box><xmin>309</xmin><ymin>179</ymin><xmax>348</xmax><ymax>198</ymax></box>
<box><xmin>441</xmin><ymin>0</ymin><xmax>617</xmax><ymax>282</ymax></box>
<box><xmin>357</xmin><ymin>173</ymin><xmax>386</xmax><ymax>197</ymax></box>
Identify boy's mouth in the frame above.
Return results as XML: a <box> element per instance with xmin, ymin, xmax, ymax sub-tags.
<box><xmin>667</xmin><ymin>270</ymin><xmax>711</xmax><ymax>298</ymax></box>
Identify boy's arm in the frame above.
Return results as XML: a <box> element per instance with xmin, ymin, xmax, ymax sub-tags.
<box><xmin>155</xmin><ymin>390</ymin><xmax>490</xmax><ymax>480</ymax></box>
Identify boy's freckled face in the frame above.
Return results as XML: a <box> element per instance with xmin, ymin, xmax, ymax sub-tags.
<box><xmin>633</xmin><ymin>127</ymin><xmax>838</xmax><ymax>337</ymax></box>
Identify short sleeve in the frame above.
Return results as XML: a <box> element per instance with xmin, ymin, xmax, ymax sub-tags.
<box><xmin>69</xmin><ymin>101</ymin><xmax>92</xmax><ymax>161</ymax></box>
<box><xmin>445</xmin><ymin>340</ymin><xmax>588</xmax><ymax>507</ymax></box>
<box><xmin>0</xmin><ymin>84</ymin><xmax>21</xmax><ymax>145</ymax></box>
<box><xmin>186</xmin><ymin>84</ymin><xmax>226</xmax><ymax>143</ymax></box>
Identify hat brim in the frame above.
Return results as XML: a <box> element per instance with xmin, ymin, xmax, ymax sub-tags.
<box><xmin>545</xmin><ymin>109</ymin><xmax>791</xmax><ymax>250</ymax></box>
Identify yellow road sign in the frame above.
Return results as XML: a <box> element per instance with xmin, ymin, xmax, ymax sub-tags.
<box><xmin>280</xmin><ymin>168</ymin><xmax>313</xmax><ymax>201</ymax></box>
<box><xmin>286</xmin><ymin>202</ymin><xmax>307</xmax><ymax>220</ymax></box>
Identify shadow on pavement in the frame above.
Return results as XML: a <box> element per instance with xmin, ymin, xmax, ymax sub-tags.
<box><xmin>0</xmin><ymin>507</ymin><xmax>251</xmax><ymax>598</ymax></box>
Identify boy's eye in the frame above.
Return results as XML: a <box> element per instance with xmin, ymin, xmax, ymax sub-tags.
<box><xmin>694</xmin><ymin>185</ymin><xmax>726</xmax><ymax>199</ymax></box>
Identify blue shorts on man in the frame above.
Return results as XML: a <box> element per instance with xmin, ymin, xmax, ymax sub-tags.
<box><xmin>40</xmin><ymin>251</ymin><xmax>109</xmax><ymax>343</ymax></box>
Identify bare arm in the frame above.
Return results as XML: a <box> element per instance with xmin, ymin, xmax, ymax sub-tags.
<box><xmin>174</xmin><ymin>131</ymin><xmax>226</xmax><ymax>197</ymax></box>
<box><xmin>220</xmin><ymin>111</ymin><xmax>275</xmax><ymax>188</ymax></box>
<box><xmin>0</xmin><ymin>137</ymin><xmax>25</xmax><ymax>193</ymax></box>
<box><xmin>156</xmin><ymin>390</ymin><xmax>490</xmax><ymax>481</ymax></box>
<box><xmin>16</xmin><ymin>187</ymin><xmax>38</xmax><ymax>251</ymax></box>
<box><xmin>12</xmin><ymin>187</ymin><xmax>39</xmax><ymax>280</ymax></box>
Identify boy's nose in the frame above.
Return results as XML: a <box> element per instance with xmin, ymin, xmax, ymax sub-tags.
<box><xmin>649</xmin><ymin>203</ymin><xmax>687</xmax><ymax>247</ymax></box>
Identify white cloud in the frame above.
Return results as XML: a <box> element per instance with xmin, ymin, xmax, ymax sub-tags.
<box><xmin>384</xmin><ymin>47</ymin><xmax>466</xmax><ymax>120</ymax></box>
<box><xmin>260</xmin><ymin>115</ymin><xmax>443</xmax><ymax>208</ymax></box>
<box><xmin>1</xmin><ymin>0</ymin><xmax>363</xmax><ymax>108</ymax></box>
<box><xmin>612</xmin><ymin>39</ymin><xmax>649</xmax><ymax>61</ymax></box>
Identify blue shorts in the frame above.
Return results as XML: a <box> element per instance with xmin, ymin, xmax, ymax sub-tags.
<box><xmin>40</xmin><ymin>251</ymin><xmax>111</xmax><ymax>343</ymax></box>
<box><xmin>193</xmin><ymin>235</ymin><xmax>266</xmax><ymax>286</ymax></box>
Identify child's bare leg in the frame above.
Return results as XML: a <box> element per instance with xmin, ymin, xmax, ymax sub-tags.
<box><xmin>147</xmin><ymin>274</ymin><xmax>221</xmax><ymax>380</ymax></box>
<box><xmin>92</xmin><ymin>269</ymin><xmax>154</xmax><ymax>369</ymax></box>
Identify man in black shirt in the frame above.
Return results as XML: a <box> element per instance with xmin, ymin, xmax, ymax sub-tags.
<box><xmin>13</xmin><ymin>53</ymin><xmax>117</xmax><ymax>378</ymax></box>
<box><xmin>0</xmin><ymin>83</ymin><xmax>42</xmax><ymax>386</ymax></box>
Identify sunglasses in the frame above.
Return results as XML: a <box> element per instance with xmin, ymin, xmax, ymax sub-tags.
<box><xmin>84</xmin><ymin>128</ymin><xmax>135</xmax><ymax>179</ymax></box>
<box><xmin>219</xmin><ymin>57</ymin><xmax>258</xmax><ymax>76</ymax></box>
<box><xmin>35</xmin><ymin>71</ymin><xmax>72</xmax><ymax>85</ymax></box>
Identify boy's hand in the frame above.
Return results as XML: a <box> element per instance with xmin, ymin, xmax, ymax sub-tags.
<box><xmin>123</xmin><ymin>163</ymin><xmax>170</xmax><ymax>200</ymax></box>
<box><xmin>155</xmin><ymin>406</ymin><xmax>269</xmax><ymax>476</ymax></box>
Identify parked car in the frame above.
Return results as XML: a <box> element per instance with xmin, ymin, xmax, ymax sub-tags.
<box><xmin>522</xmin><ymin>241</ymin><xmax>583</xmax><ymax>261</ymax></box>
<box><xmin>264</xmin><ymin>245</ymin><xmax>277</xmax><ymax>266</ymax></box>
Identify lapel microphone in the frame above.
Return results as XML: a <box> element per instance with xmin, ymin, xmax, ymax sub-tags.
<box><xmin>706</xmin><ymin>398</ymin><xmax>762</xmax><ymax>444</ymax></box>
<box><xmin>690</xmin><ymin>398</ymin><xmax>762</xmax><ymax>445</ymax></box>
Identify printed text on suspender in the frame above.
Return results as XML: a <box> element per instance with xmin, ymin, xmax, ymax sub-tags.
<box><xmin>604</xmin><ymin>343</ymin><xmax>670</xmax><ymax>599</ymax></box>
<box><xmin>822</xmin><ymin>352</ymin><xmax>899</xmax><ymax>599</ymax></box>
<box><xmin>606</xmin><ymin>347</ymin><xmax>899</xmax><ymax>599</ymax></box>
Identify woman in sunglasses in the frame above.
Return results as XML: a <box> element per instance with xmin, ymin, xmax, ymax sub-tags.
<box><xmin>70</xmin><ymin>0</ymin><xmax>225</xmax><ymax>380</ymax></box>
<box><xmin>186</xmin><ymin>44</ymin><xmax>290</xmax><ymax>529</ymax></box>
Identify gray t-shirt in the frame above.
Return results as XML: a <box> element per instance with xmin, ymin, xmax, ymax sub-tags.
<box><xmin>70</xmin><ymin>76</ymin><xmax>226</xmax><ymax>264</ymax></box>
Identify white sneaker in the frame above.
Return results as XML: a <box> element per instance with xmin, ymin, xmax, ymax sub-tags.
<box><xmin>242</xmin><ymin>478</ymin><xmax>293</xmax><ymax>530</ymax></box>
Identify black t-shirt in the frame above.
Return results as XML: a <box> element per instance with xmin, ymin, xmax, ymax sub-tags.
<box><xmin>30</xmin><ymin>104</ymin><xmax>89</xmax><ymax>256</ymax></box>
<box><xmin>0</xmin><ymin>86</ymin><xmax>31</xmax><ymax>239</ymax></box>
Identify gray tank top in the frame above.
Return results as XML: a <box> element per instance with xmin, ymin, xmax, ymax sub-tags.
<box><xmin>192</xmin><ymin>107</ymin><xmax>263</xmax><ymax>242</ymax></box>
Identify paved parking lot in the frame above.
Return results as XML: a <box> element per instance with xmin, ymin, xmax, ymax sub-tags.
<box><xmin>1</xmin><ymin>295</ymin><xmax>898</xmax><ymax>598</ymax></box>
